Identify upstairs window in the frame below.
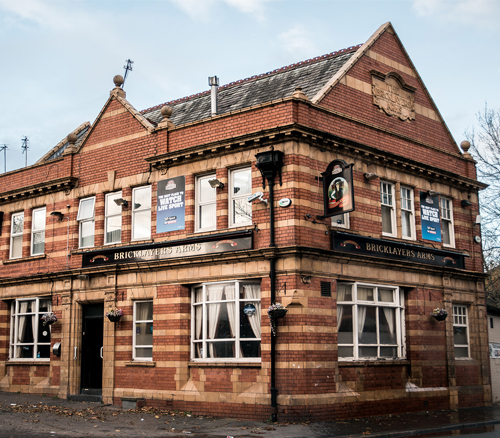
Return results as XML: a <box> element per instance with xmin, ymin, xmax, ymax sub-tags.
<box><xmin>105</xmin><ymin>192</ymin><xmax>122</xmax><ymax>244</ymax></box>
<box><xmin>440</xmin><ymin>197</ymin><xmax>455</xmax><ymax>247</ymax></box>
<box><xmin>337</xmin><ymin>282</ymin><xmax>405</xmax><ymax>360</ymax></box>
<box><xmin>77</xmin><ymin>197</ymin><xmax>95</xmax><ymax>248</ymax></box>
<box><xmin>31</xmin><ymin>207</ymin><xmax>46</xmax><ymax>256</ymax></box>
<box><xmin>196</xmin><ymin>174</ymin><xmax>217</xmax><ymax>232</ymax></box>
<box><xmin>10</xmin><ymin>298</ymin><xmax>52</xmax><ymax>360</ymax></box>
<box><xmin>380</xmin><ymin>182</ymin><xmax>396</xmax><ymax>237</ymax></box>
<box><xmin>10</xmin><ymin>212</ymin><xmax>24</xmax><ymax>259</ymax></box>
<box><xmin>230</xmin><ymin>167</ymin><xmax>252</xmax><ymax>226</ymax></box>
<box><xmin>132</xmin><ymin>186</ymin><xmax>151</xmax><ymax>240</ymax></box>
<box><xmin>400</xmin><ymin>186</ymin><xmax>415</xmax><ymax>240</ymax></box>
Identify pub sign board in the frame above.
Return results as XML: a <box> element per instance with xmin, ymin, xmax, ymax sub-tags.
<box><xmin>420</xmin><ymin>191</ymin><xmax>442</xmax><ymax>243</ymax></box>
<box><xmin>321</xmin><ymin>159</ymin><xmax>355</xmax><ymax>218</ymax></box>
<box><xmin>81</xmin><ymin>232</ymin><xmax>252</xmax><ymax>267</ymax></box>
<box><xmin>156</xmin><ymin>176</ymin><xmax>185</xmax><ymax>234</ymax></box>
<box><xmin>331</xmin><ymin>232</ymin><xmax>465</xmax><ymax>269</ymax></box>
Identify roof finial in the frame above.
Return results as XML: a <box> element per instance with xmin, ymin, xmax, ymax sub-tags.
<box><xmin>111</xmin><ymin>75</ymin><xmax>126</xmax><ymax>98</ymax></box>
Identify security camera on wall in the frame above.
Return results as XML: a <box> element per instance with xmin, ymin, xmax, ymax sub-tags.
<box><xmin>247</xmin><ymin>191</ymin><xmax>268</xmax><ymax>205</ymax></box>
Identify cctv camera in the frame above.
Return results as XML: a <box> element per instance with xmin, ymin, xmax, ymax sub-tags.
<box><xmin>248</xmin><ymin>192</ymin><xmax>264</xmax><ymax>203</ymax></box>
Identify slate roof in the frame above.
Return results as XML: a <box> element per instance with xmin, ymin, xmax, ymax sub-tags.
<box><xmin>141</xmin><ymin>46</ymin><xmax>360</xmax><ymax>126</ymax></box>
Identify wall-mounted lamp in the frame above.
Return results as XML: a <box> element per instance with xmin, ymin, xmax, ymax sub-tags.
<box><xmin>208</xmin><ymin>179</ymin><xmax>224</xmax><ymax>190</ymax></box>
<box><xmin>475</xmin><ymin>215</ymin><xmax>481</xmax><ymax>226</ymax></box>
<box><xmin>114</xmin><ymin>198</ymin><xmax>128</xmax><ymax>207</ymax></box>
<box><xmin>364</xmin><ymin>173</ymin><xmax>379</xmax><ymax>180</ymax></box>
<box><xmin>461</xmin><ymin>200</ymin><xmax>472</xmax><ymax>208</ymax></box>
<box><xmin>428</xmin><ymin>190</ymin><xmax>439</xmax><ymax>197</ymax></box>
<box><xmin>50</xmin><ymin>211</ymin><xmax>64</xmax><ymax>221</ymax></box>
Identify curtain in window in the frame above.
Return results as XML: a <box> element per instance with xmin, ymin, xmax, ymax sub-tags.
<box><xmin>244</xmin><ymin>284</ymin><xmax>261</xmax><ymax>338</ymax></box>
<box><xmin>16</xmin><ymin>302</ymin><xmax>28</xmax><ymax>357</ymax></box>
<box><xmin>358</xmin><ymin>306</ymin><xmax>367</xmax><ymax>342</ymax></box>
<box><xmin>382</xmin><ymin>307</ymin><xmax>395</xmax><ymax>341</ymax></box>
<box><xmin>207</xmin><ymin>284</ymin><xmax>224</xmax><ymax>358</ymax></box>
<box><xmin>195</xmin><ymin>289</ymin><xmax>203</xmax><ymax>357</ymax></box>
<box><xmin>337</xmin><ymin>285</ymin><xmax>347</xmax><ymax>327</ymax></box>
<box><xmin>136</xmin><ymin>302</ymin><xmax>151</xmax><ymax>320</ymax></box>
<box><xmin>225</xmin><ymin>284</ymin><xmax>236</xmax><ymax>338</ymax></box>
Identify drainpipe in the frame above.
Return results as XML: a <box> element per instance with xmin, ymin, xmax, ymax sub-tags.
<box><xmin>255</xmin><ymin>150</ymin><xmax>284</xmax><ymax>423</ymax></box>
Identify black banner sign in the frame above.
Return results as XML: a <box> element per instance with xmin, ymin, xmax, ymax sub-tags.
<box><xmin>331</xmin><ymin>232</ymin><xmax>465</xmax><ymax>269</ymax></box>
<box><xmin>321</xmin><ymin>159</ymin><xmax>355</xmax><ymax>218</ymax></box>
<box><xmin>81</xmin><ymin>231</ymin><xmax>252</xmax><ymax>267</ymax></box>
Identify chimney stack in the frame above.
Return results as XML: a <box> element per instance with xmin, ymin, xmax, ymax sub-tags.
<box><xmin>208</xmin><ymin>76</ymin><xmax>219</xmax><ymax>116</ymax></box>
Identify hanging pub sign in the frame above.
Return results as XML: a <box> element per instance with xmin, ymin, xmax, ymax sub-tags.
<box><xmin>420</xmin><ymin>191</ymin><xmax>442</xmax><ymax>242</ymax></box>
<box><xmin>321</xmin><ymin>159</ymin><xmax>355</xmax><ymax>218</ymax></box>
<box><xmin>157</xmin><ymin>176</ymin><xmax>185</xmax><ymax>233</ymax></box>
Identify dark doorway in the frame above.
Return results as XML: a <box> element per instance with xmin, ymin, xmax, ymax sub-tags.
<box><xmin>81</xmin><ymin>303</ymin><xmax>104</xmax><ymax>396</ymax></box>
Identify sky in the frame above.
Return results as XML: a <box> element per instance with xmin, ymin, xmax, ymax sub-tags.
<box><xmin>0</xmin><ymin>0</ymin><xmax>499</xmax><ymax>173</ymax></box>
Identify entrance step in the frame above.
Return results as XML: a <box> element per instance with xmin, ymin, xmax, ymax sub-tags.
<box><xmin>67</xmin><ymin>394</ymin><xmax>102</xmax><ymax>403</ymax></box>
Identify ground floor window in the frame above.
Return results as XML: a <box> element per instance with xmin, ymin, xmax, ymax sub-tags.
<box><xmin>10</xmin><ymin>298</ymin><xmax>52</xmax><ymax>360</ymax></box>
<box><xmin>337</xmin><ymin>282</ymin><xmax>405</xmax><ymax>360</ymax></box>
<box><xmin>133</xmin><ymin>300</ymin><xmax>153</xmax><ymax>360</ymax></box>
<box><xmin>191</xmin><ymin>280</ymin><xmax>261</xmax><ymax>362</ymax></box>
<box><xmin>453</xmin><ymin>305</ymin><xmax>469</xmax><ymax>358</ymax></box>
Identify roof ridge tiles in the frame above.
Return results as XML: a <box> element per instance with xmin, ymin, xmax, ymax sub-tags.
<box><xmin>140</xmin><ymin>44</ymin><xmax>361</xmax><ymax>115</ymax></box>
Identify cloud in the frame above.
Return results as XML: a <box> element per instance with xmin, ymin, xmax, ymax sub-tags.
<box><xmin>167</xmin><ymin>0</ymin><xmax>272</xmax><ymax>21</ymax></box>
<box><xmin>412</xmin><ymin>0</ymin><xmax>500</xmax><ymax>29</ymax></box>
<box><xmin>0</xmin><ymin>0</ymin><xmax>73</xmax><ymax>30</ymax></box>
<box><xmin>278</xmin><ymin>26</ymin><xmax>318</xmax><ymax>58</ymax></box>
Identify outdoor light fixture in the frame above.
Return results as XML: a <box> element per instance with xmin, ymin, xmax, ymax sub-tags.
<box><xmin>208</xmin><ymin>179</ymin><xmax>224</xmax><ymax>189</ymax></box>
<box><xmin>364</xmin><ymin>173</ymin><xmax>379</xmax><ymax>180</ymax></box>
<box><xmin>114</xmin><ymin>198</ymin><xmax>128</xmax><ymax>207</ymax></box>
<box><xmin>428</xmin><ymin>190</ymin><xmax>439</xmax><ymax>197</ymax></box>
<box><xmin>461</xmin><ymin>200</ymin><xmax>472</xmax><ymax>208</ymax></box>
<box><xmin>50</xmin><ymin>211</ymin><xmax>64</xmax><ymax>221</ymax></box>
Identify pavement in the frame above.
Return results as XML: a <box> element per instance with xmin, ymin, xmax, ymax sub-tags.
<box><xmin>1</xmin><ymin>391</ymin><xmax>500</xmax><ymax>438</ymax></box>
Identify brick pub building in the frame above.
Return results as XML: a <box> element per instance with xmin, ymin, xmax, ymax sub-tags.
<box><xmin>0</xmin><ymin>23</ymin><xmax>490</xmax><ymax>420</ymax></box>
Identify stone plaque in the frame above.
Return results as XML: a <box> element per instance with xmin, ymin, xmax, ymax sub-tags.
<box><xmin>371</xmin><ymin>70</ymin><xmax>416</xmax><ymax>121</ymax></box>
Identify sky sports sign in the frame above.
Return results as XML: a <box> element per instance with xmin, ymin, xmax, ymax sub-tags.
<box><xmin>157</xmin><ymin>176</ymin><xmax>185</xmax><ymax>233</ymax></box>
<box><xmin>420</xmin><ymin>191</ymin><xmax>442</xmax><ymax>243</ymax></box>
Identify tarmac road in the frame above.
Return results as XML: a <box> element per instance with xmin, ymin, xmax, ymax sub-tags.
<box><xmin>2</xmin><ymin>391</ymin><xmax>500</xmax><ymax>438</ymax></box>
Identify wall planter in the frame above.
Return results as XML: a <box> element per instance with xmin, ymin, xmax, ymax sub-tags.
<box><xmin>106</xmin><ymin>308</ymin><xmax>123</xmax><ymax>323</ymax></box>
<box><xmin>41</xmin><ymin>312</ymin><xmax>57</xmax><ymax>326</ymax></box>
<box><xmin>431</xmin><ymin>308</ymin><xmax>448</xmax><ymax>321</ymax></box>
<box><xmin>268</xmin><ymin>303</ymin><xmax>288</xmax><ymax>336</ymax></box>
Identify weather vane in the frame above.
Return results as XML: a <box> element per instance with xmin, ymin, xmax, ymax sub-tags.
<box><xmin>122</xmin><ymin>59</ymin><xmax>134</xmax><ymax>88</ymax></box>
<box><xmin>21</xmin><ymin>136</ymin><xmax>29</xmax><ymax>168</ymax></box>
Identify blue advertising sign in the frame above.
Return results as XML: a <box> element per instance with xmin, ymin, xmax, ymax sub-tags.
<box><xmin>157</xmin><ymin>176</ymin><xmax>185</xmax><ymax>233</ymax></box>
<box><xmin>420</xmin><ymin>191</ymin><xmax>441</xmax><ymax>242</ymax></box>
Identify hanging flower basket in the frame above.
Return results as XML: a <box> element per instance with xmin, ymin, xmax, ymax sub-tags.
<box><xmin>41</xmin><ymin>312</ymin><xmax>57</xmax><ymax>326</ymax></box>
<box><xmin>431</xmin><ymin>308</ymin><xmax>448</xmax><ymax>321</ymax></box>
<box><xmin>106</xmin><ymin>308</ymin><xmax>123</xmax><ymax>322</ymax></box>
<box><xmin>268</xmin><ymin>303</ymin><xmax>288</xmax><ymax>336</ymax></box>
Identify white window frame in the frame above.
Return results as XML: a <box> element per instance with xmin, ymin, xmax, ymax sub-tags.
<box><xmin>105</xmin><ymin>191</ymin><xmax>122</xmax><ymax>245</ymax></box>
<box><xmin>400</xmin><ymin>186</ymin><xmax>415</xmax><ymax>240</ymax></box>
<box><xmin>133</xmin><ymin>300</ymin><xmax>153</xmax><ymax>361</ymax></box>
<box><xmin>229</xmin><ymin>167</ymin><xmax>252</xmax><ymax>227</ymax></box>
<box><xmin>380</xmin><ymin>181</ymin><xmax>396</xmax><ymax>237</ymax></box>
<box><xmin>453</xmin><ymin>305</ymin><xmax>470</xmax><ymax>359</ymax></box>
<box><xmin>191</xmin><ymin>280</ymin><xmax>261</xmax><ymax>363</ymax></box>
<box><xmin>440</xmin><ymin>197</ymin><xmax>455</xmax><ymax>247</ymax></box>
<box><xmin>31</xmin><ymin>207</ymin><xmax>46</xmax><ymax>256</ymax></box>
<box><xmin>337</xmin><ymin>282</ymin><xmax>405</xmax><ymax>361</ymax></box>
<box><xmin>10</xmin><ymin>211</ymin><xmax>24</xmax><ymax>259</ymax></box>
<box><xmin>195</xmin><ymin>174</ymin><xmax>217</xmax><ymax>232</ymax></box>
<box><xmin>77</xmin><ymin>197</ymin><xmax>95</xmax><ymax>248</ymax></box>
<box><xmin>331</xmin><ymin>213</ymin><xmax>350</xmax><ymax>229</ymax></box>
<box><xmin>10</xmin><ymin>297</ymin><xmax>52</xmax><ymax>360</ymax></box>
<box><xmin>132</xmin><ymin>186</ymin><xmax>151</xmax><ymax>241</ymax></box>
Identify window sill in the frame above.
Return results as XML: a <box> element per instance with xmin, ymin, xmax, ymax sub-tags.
<box><xmin>188</xmin><ymin>361</ymin><xmax>261</xmax><ymax>368</ymax></box>
<box><xmin>125</xmin><ymin>361</ymin><xmax>155</xmax><ymax>367</ymax></box>
<box><xmin>3</xmin><ymin>254</ymin><xmax>46</xmax><ymax>265</ymax></box>
<box><xmin>338</xmin><ymin>359</ymin><xmax>409</xmax><ymax>367</ymax></box>
<box><xmin>7</xmin><ymin>360</ymin><xmax>50</xmax><ymax>366</ymax></box>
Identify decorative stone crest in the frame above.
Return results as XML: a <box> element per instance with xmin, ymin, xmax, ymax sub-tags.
<box><xmin>371</xmin><ymin>70</ymin><xmax>416</xmax><ymax>121</ymax></box>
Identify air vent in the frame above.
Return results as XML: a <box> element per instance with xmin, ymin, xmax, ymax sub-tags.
<box><xmin>320</xmin><ymin>281</ymin><xmax>331</xmax><ymax>297</ymax></box>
